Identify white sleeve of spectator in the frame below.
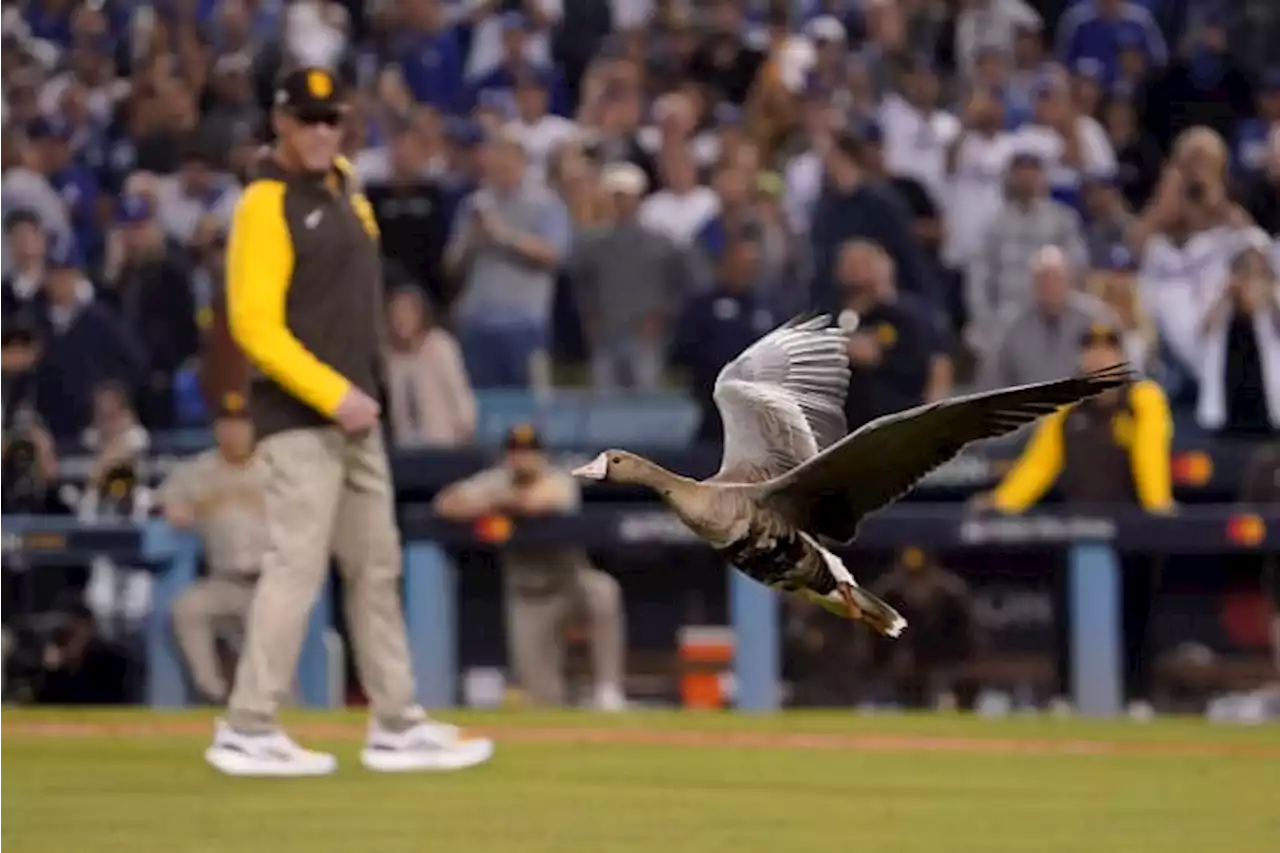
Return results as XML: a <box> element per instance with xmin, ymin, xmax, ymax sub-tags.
<box><xmin>1078</xmin><ymin>117</ymin><xmax>1117</xmax><ymax>176</ymax></box>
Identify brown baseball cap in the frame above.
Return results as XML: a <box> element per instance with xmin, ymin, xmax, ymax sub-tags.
<box><xmin>216</xmin><ymin>391</ymin><xmax>251</xmax><ymax>420</ymax></box>
<box><xmin>274</xmin><ymin>67</ymin><xmax>347</xmax><ymax>122</ymax></box>
<box><xmin>504</xmin><ymin>423</ymin><xmax>543</xmax><ymax>451</ymax></box>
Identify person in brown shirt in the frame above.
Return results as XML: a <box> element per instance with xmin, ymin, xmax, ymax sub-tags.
<box><xmin>205</xmin><ymin>67</ymin><xmax>491</xmax><ymax>777</ymax></box>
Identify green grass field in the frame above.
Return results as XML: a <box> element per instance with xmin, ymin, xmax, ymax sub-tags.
<box><xmin>4</xmin><ymin>709</ymin><xmax>1279</xmax><ymax>853</ymax></box>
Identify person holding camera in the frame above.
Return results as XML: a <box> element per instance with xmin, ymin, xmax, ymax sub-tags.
<box><xmin>1130</xmin><ymin>127</ymin><xmax>1256</xmax><ymax>398</ymax></box>
<box><xmin>1193</xmin><ymin>232</ymin><xmax>1280</xmax><ymax>437</ymax></box>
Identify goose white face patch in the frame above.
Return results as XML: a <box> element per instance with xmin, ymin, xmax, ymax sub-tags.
<box><xmin>571</xmin><ymin>452</ymin><xmax>609</xmax><ymax>481</ymax></box>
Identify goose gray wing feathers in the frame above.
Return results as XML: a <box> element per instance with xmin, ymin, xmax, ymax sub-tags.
<box><xmin>761</xmin><ymin>363</ymin><xmax>1136</xmax><ymax>542</ymax></box>
<box><xmin>710</xmin><ymin>313</ymin><xmax>854</xmax><ymax>482</ymax></box>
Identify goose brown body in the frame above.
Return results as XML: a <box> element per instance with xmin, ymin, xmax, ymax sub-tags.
<box><xmin>573</xmin><ymin>314</ymin><xmax>1136</xmax><ymax>636</ymax></box>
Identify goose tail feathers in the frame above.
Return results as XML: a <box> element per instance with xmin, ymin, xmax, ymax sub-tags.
<box><xmin>810</xmin><ymin>585</ymin><xmax>908</xmax><ymax>638</ymax></box>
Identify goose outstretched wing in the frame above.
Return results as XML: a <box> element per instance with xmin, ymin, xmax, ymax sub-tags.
<box><xmin>761</xmin><ymin>363</ymin><xmax>1136</xmax><ymax>541</ymax></box>
<box><xmin>711</xmin><ymin>313</ymin><xmax>855</xmax><ymax>482</ymax></box>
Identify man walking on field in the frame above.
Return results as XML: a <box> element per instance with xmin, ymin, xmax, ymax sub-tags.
<box><xmin>204</xmin><ymin>67</ymin><xmax>493</xmax><ymax>777</ymax></box>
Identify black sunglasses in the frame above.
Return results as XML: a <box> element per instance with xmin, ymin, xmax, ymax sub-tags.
<box><xmin>289</xmin><ymin>108</ymin><xmax>345</xmax><ymax>128</ymax></box>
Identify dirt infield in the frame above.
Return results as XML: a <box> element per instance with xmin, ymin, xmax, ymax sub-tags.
<box><xmin>6</xmin><ymin>719</ymin><xmax>1278</xmax><ymax>758</ymax></box>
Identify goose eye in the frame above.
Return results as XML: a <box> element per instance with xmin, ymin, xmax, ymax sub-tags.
<box><xmin>610</xmin><ymin>456</ymin><xmax>622</xmax><ymax>464</ymax></box>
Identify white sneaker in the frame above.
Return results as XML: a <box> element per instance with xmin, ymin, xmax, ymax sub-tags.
<box><xmin>593</xmin><ymin>685</ymin><xmax>627</xmax><ymax>712</ymax></box>
<box><xmin>360</xmin><ymin>718</ymin><xmax>494</xmax><ymax>773</ymax></box>
<box><xmin>204</xmin><ymin>720</ymin><xmax>337</xmax><ymax>777</ymax></box>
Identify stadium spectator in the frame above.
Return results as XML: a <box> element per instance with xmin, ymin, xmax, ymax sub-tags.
<box><xmin>1132</xmin><ymin>128</ymin><xmax>1252</xmax><ymax>398</ymax></box>
<box><xmin>981</xmin><ymin>245</ymin><xmax>1115</xmax><ymax>388</ymax></box>
<box><xmin>878</xmin><ymin>54</ymin><xmax>958</xmax><ymax>210</ymax></box>
<box><xmin>102</xmin><ymin>194</ymin><xmax>199</xmax><ymax>430</ymax></box>
<box><xmin>445</xmin><ymin>129</ymin><xmax>571</xmax><ymax>388</ymax></box>
<box><xmin>1192</xmin><ymin>233</ymin><xmax>1280</xmax><ymax>437</ymax></box>
<box><xmin>1099</xmin><ymin>95</ymin><xmax>1162</xmax><ymax>212</ymax></box>
<box><xmin>432</xmin><ymin>424</ymin><xmax>626</xmax><ymax>710</ymax></box>
<box><xmin>953</xmin><ymin>0</ymin><xmax>1043</xmax><ymax>80</ymax></box>
<box><xmin>1081</xmin><ymin>174</ymin><xmax>1134</xmax><ymax>269</ymax></box>
<box><xmin>968</xmin><ymin>150</ymin><xmax>1086</xmax><ymax>344</ymax></box>
<box><xmin>942</xmin><ymin>85</ymin><xmax>1015</xmax><ymax>317</ymax></box>
<box><xmin>686</xmin><ymin>0</ymin><xmax>766</xmax><ymax>107</ymax></box>
<box><xmin>26</xmin><ymin>115</ymin><xmax>100</xmax><ymax>260</ymax></box>
<box><xmin>974</xmin><ymin>320</ymin><xmax>1174</xmax><ymax>713</ymax></box>
<box><xmin>2</xmin><ymin>211</ymin><xmax>48</xmax><ymax>322</ymax></box>
<box><xmin>1241</xmin><ymin>124</ymin><xmax>1279</xmax><ymax>237</ymax></box>
<box><xmin>1011</xmin><ymin>69</ymin><xmax>1116</xmax><ymax>212</ymax></box>
<box><xmin>392</xmin><ymin>0</ymin><xmax>467</xmax><ymax>115</ymax></box>
<box><xmin>810</xmin><ymin>129</ymin><xmax>928</xmax><ymax>313</ymax></box>
<box><xmin>154</xmin><ymin>138</ymin><xmax>241</xmax><ymax>247</ymax></box>
<box><xmin>855</xmin><ymin>118</ymin><xmax>947</xmax><ymax>292</ymax></box>
<box><xmin>1</xmin><ymin>128</ymin><xmax>71</xmax><ymax>246</ymax></box>
<box><xmin>468</xmin><ymin>13</ymin><xmax>570</xmax><ymax>118</ymax></box>
<box><xmin>383</xmin><ymin>285</ymin><xmax>476</xmax><ymax>449</ymax></box>
<box><xmin>638</xmin><ymin>145</ymin><xmax>720</xmax><ymax>246</ymax></box>
<box><xmin>837</xmin><ymin>240</ymin><xmax>932</xmax><ymax>430</ymax></box>
<box><xmin>162</xmin><ymin>396</ymin><xmax>265</xmax><ymax>704</ymax></box>
<box><xmin>570</xmin><ymin>162</ymin><xmax>694</xmax><ymax>391</ymax></box>
<box><xmin>364</xmin><ymin>120</ymin><xmax>453</xmax><ymax>303</ymax></box>
<box><xmin>1087</xmin><ymin>246</ymin><xmax>1155</xmax><ymax>370</ymax></box>
<box><xmin>673</xmin><ymin>224</ymin><xmax>778</xmax><ymax>444</ymax></box>
<box><xmin>32</xmin><ymin>239</ymin><xmax>143</xmax><ymax>439</ymax></box>
<box><xmin>1054</xmin><ymin>0</ymin><xmax>1167</xmax><ymax>89</ymax></box>
<box><xmin>505</xmin><ymin>69</ymin><xmax>579</xmax><ymax>182</ymax></box>
<box><xmin>857</xmin><ymin>547</ymin><xmax>978</xmax><ymax>710</ymax></box>
<box><xmin>1137</xmin><ymin>11</ymin><xmax>1253</xmax><ymax>153</ymax></box>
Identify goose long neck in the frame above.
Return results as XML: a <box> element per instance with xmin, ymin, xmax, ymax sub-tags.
<box><xmin>629</xmin><ymin>457</ymin><xmax>692</xmax><ymax>495</ymax></box>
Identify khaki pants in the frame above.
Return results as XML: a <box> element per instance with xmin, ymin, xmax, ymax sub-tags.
<box><xmin>172</xmin><ymin>575</ymin><xmax>256</xmax><ymax>700</ymax></box>
<box><xmin>506</xmin><ymin>566</ymin><xmax>625</xmax><ymax>706</ymax></box>
<box><xmin>226</xmin><ymin>428</ymin><xmax>416</xmax><ymax>732</ymax></box>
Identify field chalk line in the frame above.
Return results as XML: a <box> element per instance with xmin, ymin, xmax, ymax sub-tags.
<box><xmin>4</xmin><ymin>719</ymin><xmax>1277</xmax><ymax>758</ymax></box>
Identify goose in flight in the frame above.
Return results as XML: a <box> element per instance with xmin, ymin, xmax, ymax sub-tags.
<box><xmin>572</xmin><ymin>314</ymin><xmax>1134</xmax><ymax>636</ymax></box>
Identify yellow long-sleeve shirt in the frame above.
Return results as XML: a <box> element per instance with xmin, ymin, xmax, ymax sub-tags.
<box><xmin>992</xmin><ymin>379</ymin><xmax>1175</xmax><ymax>513</ymax></box>
<box><xmin>223</xmin><ymin>155</ymin><xmax>382</xmax><ymax>436</ymax></box>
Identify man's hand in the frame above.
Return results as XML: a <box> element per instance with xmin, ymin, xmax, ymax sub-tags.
<box><xmin>334</xmin><ymin>387</ymin><xmax>381</xmax><ymax>435</ymax></box>
<box><xmin>847</xmin><ymin>333</ymin><xmax>882</xmax><ymax>367</ymax></box>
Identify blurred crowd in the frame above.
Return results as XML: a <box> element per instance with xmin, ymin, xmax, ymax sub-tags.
<box><xmin>3</xmin><ymin>0</ymin><xmax>1280</xmax><ymax>450</ymax></box>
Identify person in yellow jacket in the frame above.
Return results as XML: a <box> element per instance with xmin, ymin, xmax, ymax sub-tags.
<box><xmin>203</xmin><ymin>67</ymin><xmax>493</xmax><ymax>777</ymax></box>
<box><xmin>972</xmin><ymin>323</ymin><xmax>1175</xmax><ymax>714</ymax></box>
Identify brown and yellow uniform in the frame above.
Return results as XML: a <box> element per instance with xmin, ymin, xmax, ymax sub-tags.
<box><xmin>992</xmin><ymin>378</ymin><xmax>1175</xmax><ymax>513</ymax></box>
<box><xmin>221</xmin><ymin>69</ymin><xmax>421</xmax><ymax>733</ymax></box>
<box><xmin>989</xmin><ymin>373</ymin><xmax>1174</xmax><ymax>703</ymax></box>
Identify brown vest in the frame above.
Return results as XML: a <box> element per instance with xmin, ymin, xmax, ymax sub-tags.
<box><xmin>1058</xmin><ymin>393</ymin><xmax>1140</xmax><ymax>505</ymax></box>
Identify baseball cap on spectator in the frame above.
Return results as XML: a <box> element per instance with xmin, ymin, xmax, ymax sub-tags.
<box><xmin>1079</xmin><ymin>322</ymin><xmax>1123</xmax><ymax>350</ymax></box>
<box><xmin>1031</xmin><ymin>70</ymin><xmax>1068</xmax><ymax>99</ymax></box>
<box><xmin>804</xmin><ymin>15</ymin><xmax>846</xmax><ymax>44</ymax></box>
<box><xmin>4</xmin><ymin>209</ymin><xmax>42</xmax><ymax>234</ymax></box>
<box><xmin>46</xmin><ymin>236</ymin><xmax>84</xmax><ymax>270</ymax></box>
<box><xmin>216</xmin><ymin>392</ymin><xmax>251</xmax><ymax>420</ymax></box>
<box><xmin>504</xmin><ymin>422</ymin><xmax>543</xmax><ymax>451</ymax></box>
<box><xmin>446</xmin><ymin>117</ymin><xmax>485</xmax><ymax>148</ymax></box>
<box><xmin>115</xmin><ymin>194</ymin><xmax>154</xmax><ymax>226</ymax></box>
<box><xmin>600</xmin><ymin>162</ymin><xmax>648</xmax><ymax>196</ymax></box>
<box><xmin>274</xmin><ymin>67</ymin><xmax>347</xmax><ymax>123</ymax></box>
<box><xmin>27</xmin><ymin>115</ymin><xmax>73</xmax><ymax>142</ymax></box>
<box><xmin>1008</xmin><ymin>148</ymin><xmax>1044</xmax><ymax>170</ymax></box>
